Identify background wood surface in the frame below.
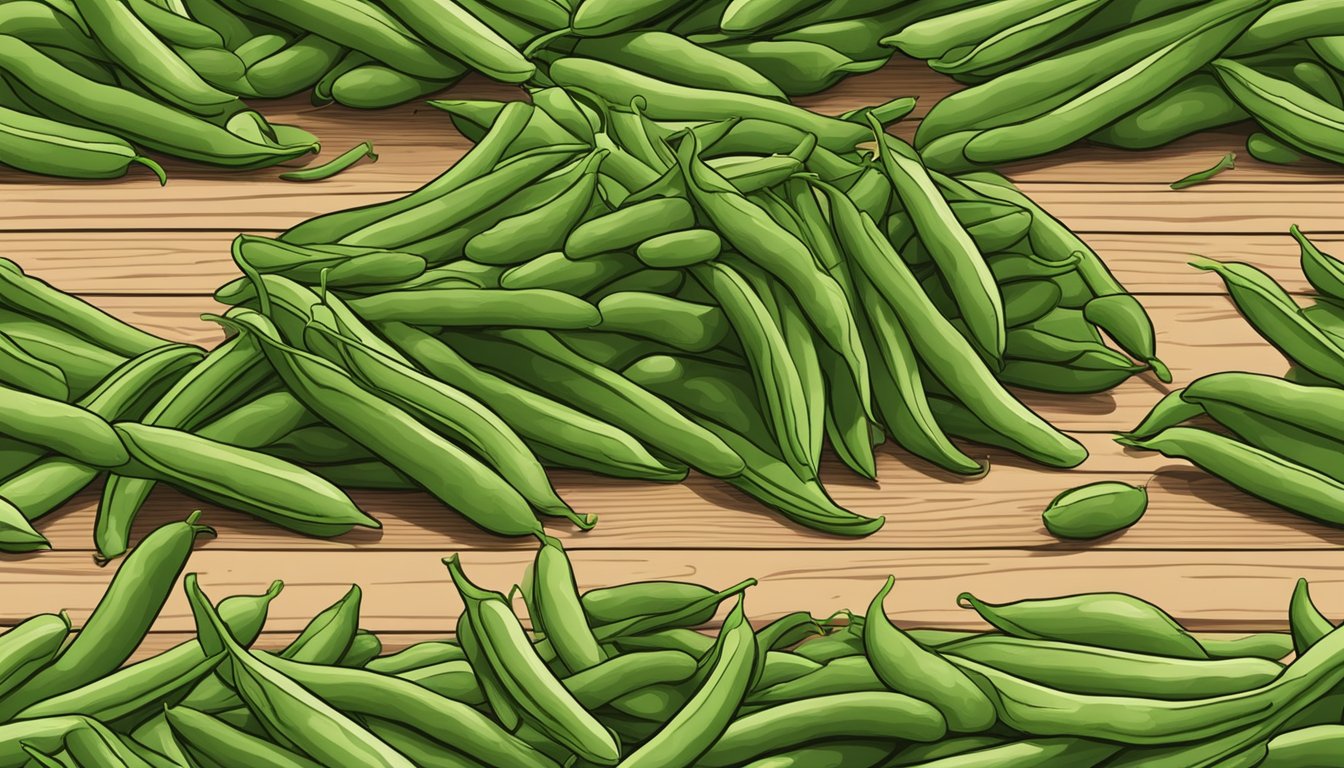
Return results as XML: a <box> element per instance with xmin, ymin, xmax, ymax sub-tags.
<box><xmin>6</xmin><ymin>58</ymin><xmax>1341</xmax><ymax>656</ymax></box>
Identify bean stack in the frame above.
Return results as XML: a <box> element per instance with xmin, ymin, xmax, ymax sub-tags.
<box><xmin>1120</xmin><ymin>227</ymin><xmax>1344</xmax><ymax>528</ymax></box>
<box><xmin>0</xmin><ymin>87</ymin><xmax>1165</xmax><ymax>554</ymax></box>
<box><xmin>886</xmin><ymin>1</ymin><xmax>1344</xmax><ymax>169</ymax></box>
<box><xmin>0</xmin><ymin>515</ymin><xmax>1339</xmax><ymax>767</ymax></box>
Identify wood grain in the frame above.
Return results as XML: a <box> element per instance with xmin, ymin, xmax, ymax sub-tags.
<box><xmin>10</xmin><ymin>232</ymin><xmax>1335</xmax><ymax>296</ymax></box>
<box><xmin>0</xmin><ymin>549</ymin><xmax>1327</xmax><ymax>634</ymax></box>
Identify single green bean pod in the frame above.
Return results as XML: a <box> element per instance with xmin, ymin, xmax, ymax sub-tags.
<box><xmin>1042</xmin><ymin>480</ymin><xmax>1148</xmax><ymax>540</ymax></box>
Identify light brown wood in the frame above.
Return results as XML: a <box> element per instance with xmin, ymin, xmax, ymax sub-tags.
<box><xmin>0</xmin><ymin>549</ymin><xmax>1329</xmax><ymax>634</ymax></box>
<box><xmin>11</xmin><ymin>232</ymin><xmax>1336</xmax><ymax>296</ymax></box>
<box><xmin>4</xmin><ymin>51</ymin><xmax>1342</xmax><ymax>638</ymax></box>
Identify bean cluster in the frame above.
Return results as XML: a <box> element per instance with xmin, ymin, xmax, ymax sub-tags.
<box><xmin>0</xmin><ymin>88</ymin><xmax>1163</xmax><ymax>554</ymax></box>
<box><xmin>0</xmin><ymin>515</ymin><xmax>1340</xmax><ymax>766</ymax></box>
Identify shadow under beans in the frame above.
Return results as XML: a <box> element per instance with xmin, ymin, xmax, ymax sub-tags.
<box><xmin>1149</xmin><ymin>467</ymin><xmax>1344</xmax><ymax>546</ymax></box>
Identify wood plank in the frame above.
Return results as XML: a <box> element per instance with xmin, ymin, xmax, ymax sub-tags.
<box><xmin>0</xmin><ymin>549</ymin><xmax>1327</xmax><ymax>633</ymax></box>
<box><xmin>10</xmin><ymin>232</ymin><xmax>1335</xmax><ymax>296</ymax></box>
<box><xmin>74</xmin><ymin>293</ymin><xmax>1292</xmax><ymax>433</ymax></box>
<box><xmin>32</xmin><ymin>433</ymin><xmax>1344</xmax><ymax>554</ymax></box>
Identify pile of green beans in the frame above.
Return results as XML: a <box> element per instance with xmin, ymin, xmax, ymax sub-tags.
<box><xmin>1120</xmin><ymin>225</ymin><xmax>1344</xmax><ymax>529</ymax></box>
<box><xmin>0</xmin><ymin>85</ymin><xmax>1164</xmax><ymax>553</ymax></box>
<box><xmin>4</xmin><ymin>513</ymin><xmax>1343</xmax><ymax>767</ymax></box>
<box><xmin>890</xmin><ymin>1</ymin><xmax>1344</xmax><ymax>169</ymax></box>
<box><xmin>0</xmin><ymin>0</ymin><xmax>938</xmax><ymax>181</ymax></box>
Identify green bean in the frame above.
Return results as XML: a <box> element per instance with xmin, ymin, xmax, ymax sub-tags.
<box><xmin>338</xmin><ymin>144</ymin><xmax>582</xmax><ymax>249</ymax></box>
<box><xmin>548</xmin><ymin>57</ymin><xmax>870</xmax><ymax>151</ymax></box>
<box><xmin>501</xmin><ymin>251</ymin><xmax>638</xmax><ymax>295</ymax></box>
<box><xmin>610</xmin><ymin>629</ymin><xmax>717</xmax><ymax>659</ymax></box>
<box><xmin>0</xmin><ymin>613</ymin><xmax>70</xmax><ymax>701</ymax></box>
<box><xmin>332</xmin><ymin>64</ymin><xmax>457</xmax><ymax>109</ymax></box>
<box><xmin>0</xmin><ymin>259</ymin><xmax>167</xmax><ymax>359</ymax></box>
<box><xmin>565</xmin><ymin>651</ymin><xmax>700</xmax><ymax>711</ymax></box>
<box><xmin>379</xmin><ymin>0</ymin><xmax>530</xmax><ymax>83</ymax></box>
<box><xmin>1199</xmin><ymin>632</ymin><xmax>1294</xmax><ymax>661</ymax></box>
<box><xmin>866</xmin><ymin>576</ymin><xmax>995</xmax><ymax>732</ymax></box>
<box><xmin>447</xmin><ymin>555</ymin><xmax>618</xmax><ymax>765</ymax></box>
<box><xmin>184</xmin><ymin>574</ymin><xmax>418</xmax><ymax>768</ymax></box>
<box><xmin>570</xmin><ymin>0</ymin><xmax>682</xmax><ymax>36</ymax></box>
<box><xmin>0</xmin><ymin>382</ymin><xmax>129</xmax><ymax>468</ymax></box>
<box><xmin>280</xmin><ymin>142</ymin><xmax>376</xmax><ymax>181</ymax></box>
<box><xmin>999</xmin><ymin>352</ymin><xmax>1147</xmax><ymax>394</ymax></box>
<box><xmin>896</xmin><ymin>737</ymin><xmax>1119</xmax><ymax>767</ymax></box>
<box><xmin>279</xmin><ymin>585</ymin><xmax>364</xmax><ymax>665</ymax></box>
<box><xmin>0</xmin><ymin>327</ymin><xmax>67</xmax><ymax>403</ymax></box>
<box><xmin>466</xmin><ymin>151</ymin><xmax>605</xmax><ymax>265</ymax></box>
<box><xmin>441</xmin><ymin>328</ymin><xmax>744</xmax><ymax>478</ymax></box>
<box><xmin>699</xmin><ymin>692</ymin><xmax>946</xmax><ymax>767</ymax></box>
<box><xmin>714</xmin><ymin>39</ymin><xmax>886</xmax><ymax>96</ymax></box>
<box><xmin>395</xmin><ymin>659</ymin><xmax>481</xmax><ymax>704</ymax></box>
<box><xmin>1081</xmin><ymin>293</ymin><xmax>1169</xmax><ymax>381</ymax></box>
<box><xmin>244</xmin><ymin>34</ymin><xmax>343</xmax><ymax>97</ymax></box>
<box><xmin>1180</xmin><ymin>371</ymin><xmax>1344</xmax><ymax>483</ymax></box>
<box><xmin>1041</xmin><ymin>481</ymin><xmax>1147</xmax><ymax>540</ymax></box>
<box><xmin>1122</xmin><ymin>389</ymin><xmax>1201</xmax><ymax>441</ymax></box>
<box><xmin>0</xmin><ymin>104</ymin><xmax>166</xmax><ymax>182</ymax></box>
<box><xmin>304</xmin><ymin>321</ymin><xmax>588</xmax><ymax>529</ymax></box>
<box><xmin>219</xmin><ymin>310</ymin><xmax>542</xmax><ymax>537</ymax></box>
<box><xmin>753</xmin><ymin>651</ymin><xmax>823</xmax><ymax>691</ymax></box>
<box><xmin>573</xmin><ymin>31</ymin><xmax>787</xmax><ymax>100</ymax></box>
<box><xmin>582</xmin><ymin>581</ymin><xmax>726</xmax><ymax>628</ymax></box>
<box><xmin>679</xmin><ymin>140</ymin><xmax>871</xmax><ymax>417</ymax></box>
<box><xmin>819</xmin><ymin>184</ymin><xmax>1086</xmax><ymax>468</ymax></box>
<box><xmin>957</xmin><ymin>590</ymin><xmax>1208</xmax><ymax>658</ymax></box>
<box><xmin>165</xmin><ymin>705</ymin><xmax>322</xmax><ymax>768</ymax></box>
<box><xmin>15</xmin><ymin>581</ymin><xmax>283</xmax><ymax>724</ymax></box>
<box><xmin>1248</xmin><ymin>130</ymin><xmax>1307</xmax><ymax>165</ymax></box>
<box><xmin>366</xmin><ymin>641</ymin><xmax>466</xmax><ymax>674</ymax></box>
<box><xmin>564</xmin><ymin>197</ymin><xmax>695</xmax><ymax>260</ymax></box>
<box><xmin>616</xmin><ymin>596</ymin><xmax>755</xmax><ymax>768</ymax></box>
<box><xmin>883</xmin><ymin>735</ymin><xmax>1012</xmax><ymax>766</ymax></box>
<box><xmin>887</xmin><ymin>0</ymin><xmax>1078</xmax><ymax>61</ymax></box>
<box><xmin>0</xmin><ymin>513</ymin><xmax>210</xmax><ymax>719</ymax></box>
<box><xmin>0</xmin><ymin>717</ymin><xmax>149</xmax><ymax>766</ymax></box>
<box><xmin>527</xmin><ymin>535</ymin><xmax>606</xmax><ymax>673</ymax></box>
<box><xmin>1293</xmin><ymin>224</ymin><xmax>1344</xmax><ymax>301</ymax></box>
<box><xmin>942</xmin><ymin>634</ymin><xmax>1283</xmax><ymax>700</ymax></box>
<box><xmin>634</xmin><ymin>229</ymin><xmax>721</xmax><ymax>268</ymax></box>
<box><xmin>748</xmin><ymin>655</ymin><xmax>881</xmax><ymax>704</ymax></box>
<box><xmin>347</xmin><ymin>287</ymin><xmax>600</xmax><ymax>329</ymax></box>
<box><xmin>378</xmin><ymin>321</ymin><xmax>679</xmax><ymax>481</ymax></box>
<box><xmin>1170</xmin><ymin>151</ymin><xmax>1237</xmax><ymax>190</ymax></box>
<box><xmin>1194</xmin><ymin>257</ymin><xmax>1344</xmax><ymax>384</ymax></box>
<box><xmin>622</xmin><ymin>353</ymin><xmax>767</xmax><ymax>450</ymax></box>
<box><xmin>1213</xmin><ymin>57</ymin><xmax>1344</xmax><ymax>165</ymax></box>
<box><xmin>1090</xmin><ymin>74</ymin><xmax>1249</xmax><ymax>149</ymax></box>
<box><xmin>234</xmin><ymin>33</ymin><xmax>289</xmax><ymax>66</ymax></box>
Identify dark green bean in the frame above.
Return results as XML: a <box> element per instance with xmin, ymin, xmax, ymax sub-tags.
<box><xmin>0</xmin><ymin>613</ymin><xmax>70</xmax><ymax>701</ymax></box>
<box><xmin>280</xmin><ymin>141</ymin><xmax>376</xmax><ymax>181</ymax></box>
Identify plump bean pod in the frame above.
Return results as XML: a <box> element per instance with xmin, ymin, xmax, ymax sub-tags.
<box><xmin>0</xmin><ymin>258</ymin><xmax>167</xmax><ymax>359</ymax></box>
<box><xmin>331</xmin><ymin>64</ymin><xmax>457</xmax><ymax>109</ymax></box>
<box><xmin>15</xmin><ymin>581</ymin><xmax>283</xmax><ymax>724</ymax></box>
<box><xmin>925</xmin><ymin>0</ymin><xmax>1112</xmax><ymax>78</ymax></box>
<box><xmin>235</xmin><ymin>237</ymin><xmax>426</xmax><ymax>289</ymax></box>
<box><xmin>280</xmin><ymin>141</ymin><xmax>377</xmax><ymax>181</ymax></box>
<box><xmin>998</xmin><ymin>353</ymin><xmax>1147</xmax><ymax>394</ymax></box>
<box><xmin>1293</xmin><ymin>224</ymin><xmax>1344</xmax><ymax>302</ymax></box>
<box><xmin>617</xmin><ymin>595</ymin><xmax>756</xmax><ymax>768</ymax></box>
<box><xmin>304</xmin><ymin>322</ymin><xmax>588</xmax><ymax>529</ymax></box>
<box><xmin>872</xmin><ymin>130</ymin><xmax>1004</xmax><ymax>359</ymax></box>
<box><xmin>718</xmin><ymin>0</ymin><xmax>818</xmax><ymax>34</ymax></box>
<box><xmin>0</xmin><ymin>514</ymin><xmax>210</xmax><ymax>720</ymax></box>
<box><xmin>565</xmin><ymin>197</ymin><xmax>695</xmax><ymax>260</ymax></box>
<box><xmin>958</xmin><ymin>590</ymin><xmax>1208</xmax><ymax>658</ymax></box>
<box><xmin>942</xmin><ymin>633</ymin><xmax>1283</xmax><ymax>700</ymax></box>
<box><xmin>220</xmin><ymin>311</ymin><xmax>542</xmax><ymax>537</ymax></box>
<box><xmin>865</xmin><ymin>576</ymin><xmax>995</xmax><ymax>732</ymax></box>
<box><xmin>443</xmin><ymin>327</ymin><xmax>744</xmax><ymax>478</ymax></box>
<box><xmin>0</xmin><ymin>104</ymin><xmax>165</xmax><ymax>182</ymax></box>
<box><xmin>166</xmin><ymin>705</ymin><xmax>323</xmax><ymax>768</ymax></box>
<box><xmin>1180</xmin><ymin>371</ymin><xmax>1344</xmax><ymax>483</ymax></box>
<box><xmin>184</xmin><ymin>575</ymin><xmax>419</xmax><ymax>768</ymax></box>
<box><xmin>593</xmin><ymin>292</ymin><xmax>727</xmax><ymax>354</ymax></box>
<box><xmin>573</xmin><ymin>31</ymin><xmax>786</xmax><ymax>100</ymax></box>
<box><xmin>114</xmin><ymin>422</ymin><xmax>378</xmax><ymax>537</ymax></box>
<box><xmin>580</xmin><ymin>580</ymin><xmax>725</xmax><ymax>629</ymax></box>
<box><xmin>633</xmin><ymin>229</ymin><xmax>722</xmax><ymax>269</ymax></box>
<box><xmin>244</xmin><ymin>34</ymin><xmax>343</xmax><ymax>98</ymax></box>
<box><xmin>749</xmin><ymin>654</ymin><xmax>882</xmax><ymax>705</ymax></box>
<box><xmin>1199</xmin><ymin>632</ymin><xmax>1293</xmax><ymax>661</ymax></box>
<box><xmin>0</xmin><ymin>716</ymin><xmax>148</xmax><ymax>766</ymax></box>
<box><xmin>1213</xmin><ymin>58</ymin><xmax>1344</xmax><ymax>165</ymax></box>
<box><xmin>1041</xmin><ymin>480</ymin><xmax>1147</xmax><ymax>540</ymax></box>
<box><xmin>0</xmin><ymin>384</ymin><xmax>128</xmax><ymax>468</ymax></box>
<box><xmin>466</xmin><ymin>151</ymin><xmax>606</xmax><ymax>266</ymax></box>
<box><xmin>447</xmin><ymin>555</ymin><xmax>618</xmax><ymax>765</ymax></box>
<box><xmin>525</xmin><ymin>536</ymin><xmax>605</xmax><ymax>674</ymax></box>
<box><xmin>1247</xmin><ymin>130</ymin><xmax>1307</xmax><ymax>165</ymax></box>
<box><xmin>0</xmin><ymin>328</ymin><xmax>66</xmax><ymax>401</ymax></box>
<box><xmin>548</xmin><ymin>57</ymin><xmax>870</xmax><ymax>151</ymax></box>
<box><xmin>901</xmin><ymin>737</ymin><xmax>1120</xmax><ymax>767</ymax></box>
<box><xmin>1194</xmin><ymin>257</ymin><xmax>1344</xmax><ymax>385</ymax></box>
<box><xmin>1290</xmin><ymin>578</ymin><xmax>1336</xmax><ymax>655</ymax></box>
<box><xmin>698</xmin><ymin>691</ymin><xmax>947</xmax><ymax>767</ymax></box>
<box><xmin>347</xmin><ymin>287</ymin><xmax>600</xmax><ymax>329</ymax></box>
<box><xmin>501</xmin><ymin>251</ymin><xmax>638</xmax><ymax>295</ymax></box>
<box><xmin>886</xmin><ymin>0</ymin><xmax>1085</xmax><ymax>61</ymax></box>
<box><xmin>0</xmin><ymin>613</ymin><xmax>70</xmax><ymax>701</ymax></box>
<box><xmin>378</xmin><ymin>321</ymin><xmax>680</xmax><ymax>482</ymax></box>
<box><xmin>712</xmin><ymin>39</ymin><xmax>887</xmax><ymax>97</ymax></box>
<box><xmin>1119</xmin><ymin>426</ymin><xmax>1344</xmax><ymax>528</ymax></box>
<box><xmin>1082</xmin><ymin>294</ymin><xmax>1169</xmax><ymax>381</ymax></box>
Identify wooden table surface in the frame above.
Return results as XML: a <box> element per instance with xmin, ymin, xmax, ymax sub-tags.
<box><xmin>6</xmin><ymin>58</ymin><xmax>1343</xmax><ymax>655</ymax></box>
